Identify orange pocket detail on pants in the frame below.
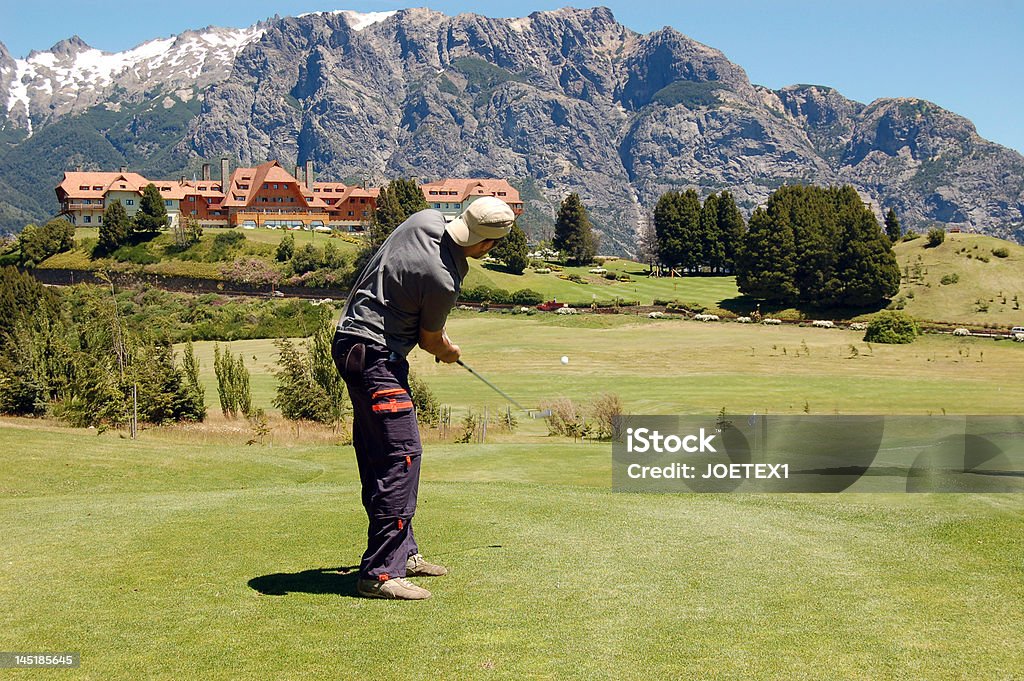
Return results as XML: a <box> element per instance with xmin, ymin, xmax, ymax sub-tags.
<box><xmin>372</xmin><ymin>399</ymin><xmax>414</xmax><ymax>413</ymax></box>
<box><xmin>371</xmin><ymin>388</ymin><xmax>408</xmax><ymax>400</ymax></box>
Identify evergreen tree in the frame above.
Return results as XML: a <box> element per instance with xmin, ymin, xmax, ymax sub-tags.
<box><xmin>552</xmin><ymin>193</ymin><xmax>597</xmax><ymax>265</ymax></box>
<box><xmin>276</xmin><ymin>232</ymin><xmax>295</xmax><ymax>262</ymax></box>
<box><xmin>0</xmin><ymin>265</ymin><xmax>57</xmax><ymax>341</ymax></box>
<box><xmin>290</xmin><ymin>244</ymin><xmax>323</xmax><ymax>275</ymax></box>
<box><xmin>699</xmin><ymin>193</ymin><xmax>725</xmax><ymax>272</ymax></box>
<box><xmin>716</xmin><ymin>191</ymin><xmax>746</xmax><ymax>273</ymax></box>
<box><xmin>322</xmin><ymin>241</ymin><xmax>346</xmax><ymax>270</ymax></box>
<box><xmin>272</xmin><ymin>310</ymin><xmax>348</xmax><ymax>426</ymax></box>
<box><xmin>214</xmin><ymin>345</ymin><xmax>252</xmax><ymax>418</ymax></box>
<box><xmin>832</xmin><ymin>202</ymin><xmax>901</xmax><ymax>307</ymax></box>
<box><xmin>99</xmin><ymin>201</ymin><xmax>130</xmax><ymax>254</ymax></box>
<box><xmin>654</xmin><ymin>192</ymin><xmax>685</xmax><ymax>270</ymax></box>
<box><xmin>18</xmin><ymin>219</ymin><xmax>75</xmax><ymax>266</ymax></box>
<box><xmin>371</xmin><ymin>184</ymin><xmax>405</xmax><ymax>246</ymax></box>
<box><xmin>0</xmin><ymin>318</ymin><xmax>50</xmax><ymax>416</ymax></box>
<box><xmin>181</xmin><ymin>341</ymin><xmax>206</xmax><ymax>421</ymax></box>
<box><xmin>768</xmin><ymin>185</ymin><xmax>838</xmax><ymax>304</ymax></box>
<box><xmin>490</xmin><ymin>221</ymin><xmax>529</xmax><ymax>274</ymax></box>
<box><xmin>272</xmin><ymin>338</ymin><xmax>332</xmax><ymax>423</ymax></box>
<box><xmin>736</xmin><ymin>207</ymin><xmax>798</xmax><ymax>303</ymax></box>
<box><xmin>134</xmin><ymin>184</ymin><xmax>168</xmax><ymax>234</ymax></box>
<box><xmin>884</xmin><ymin>208</ymin><xmax>901</xmax><ymax>244</ymax></box>
<box><xmin>392</xmin><ymin>178</ymin><xmax>429</xmax><ymax>217</ymax></box>
<box><xmin>677</xmin><ymin>189</ymin><xmax>702</xmax><ymax>272</ymax></box>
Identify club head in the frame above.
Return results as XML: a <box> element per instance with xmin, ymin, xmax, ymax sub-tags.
<box><xmin>531</xmin><ymin>409</ymin><xmax>553</xmax><ymax>419</ymax></box>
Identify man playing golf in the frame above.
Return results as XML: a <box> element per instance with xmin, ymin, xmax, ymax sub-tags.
<box><xmin>332</xmin><ymin>196</ymin><xmax>515</xmax><ymax>600</ymax></box>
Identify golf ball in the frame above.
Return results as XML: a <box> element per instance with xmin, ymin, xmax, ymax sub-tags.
<box><xmin>561</xmin><ymin>356</ymin><xmax>569</xmax><ymax>365</ymax></box>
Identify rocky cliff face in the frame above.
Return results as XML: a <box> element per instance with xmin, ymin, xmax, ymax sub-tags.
<box><xmin>3</xmin><ymin>7</ymin><xmax>1023</xmax><ymax>248</ymax></box>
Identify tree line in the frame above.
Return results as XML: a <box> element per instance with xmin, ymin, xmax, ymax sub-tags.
<box><xmin>642</xmin><ymin>184</ymin><xmax>900</xmax><ymax>308</ymax></box>
<box><xmin>0</xmin><ymin>268</ymin><xmax>447</xmax><ymax>434</ymax></box>
<box><xmin>652</xmin><ymin>189</ymin><xmax>745</xmax><ymax>274</ymax></box>
<box><xmin>736</xmin><ymin>185</ymin><xmax>899</xmax><ymax>307</ymax></box>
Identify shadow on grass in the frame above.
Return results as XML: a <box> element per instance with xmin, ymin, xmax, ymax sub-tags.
<box><xmin>248</xmin><ymin>565</ymin><xmax>361</xmax><ymax>597</ymax></box>
<box><xmin>718</xmin><ymin>295</ymin><xmax>891</xmax><ymax>320</ymax></box>
<box><xmin>482</xmin><ymin>262</ymin><xmax>523</xmax><ymax>275</ymax></box>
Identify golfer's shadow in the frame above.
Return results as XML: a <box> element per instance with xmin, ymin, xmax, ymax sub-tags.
<box><xmin>248</xmin><ymin>565</ymin><xmax>361</xmax><ymax>597</ymax></box>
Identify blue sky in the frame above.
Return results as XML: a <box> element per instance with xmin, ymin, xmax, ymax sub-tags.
<box><xmin>4</xmin><ymin>1</ymin><xmax>1023</xmax><ymax>154</ymax></box>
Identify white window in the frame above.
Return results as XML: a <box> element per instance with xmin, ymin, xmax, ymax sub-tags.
<box><xmin>126</xmin><ymin>199</ymin><xmax>135</xmax><ymax>206</ymax></box>
<box><xmin>84</xmin><ymin>215</ymin><xmax>91</xmax><ymax>223</ymax></box>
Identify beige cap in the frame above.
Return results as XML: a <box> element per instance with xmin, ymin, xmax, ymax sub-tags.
<box><xmin>445</xmin><ymin>196</ymin><xmax>515</xmax><ymax>246</ymax></box>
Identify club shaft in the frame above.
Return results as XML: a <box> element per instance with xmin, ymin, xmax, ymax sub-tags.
<box><xmin>456</xmin><ymin>359</ymin><xmax>528</xmax><ymax>411</ymax></box>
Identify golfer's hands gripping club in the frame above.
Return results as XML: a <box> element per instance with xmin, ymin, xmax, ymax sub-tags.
<box><xmin>435</xmin><ymin>343</ymin><xmax>461</xmax><ymax>364</ymax></box>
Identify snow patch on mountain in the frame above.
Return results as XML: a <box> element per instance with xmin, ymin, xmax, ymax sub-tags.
<box><xmin>297</xmin><ymin>9</ymin><xmax>397</xmax><ymax>30</ymax></box>
<box><xmin>3</xmin><ymin>24</ymin><xmax>266</xmax><ymax>135</ymax></box>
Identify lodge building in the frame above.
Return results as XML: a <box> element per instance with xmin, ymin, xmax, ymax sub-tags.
<box><xmin>55</xmin><ymin>159</ymin><xmax>523</xmax><ymax>231</ymax></box>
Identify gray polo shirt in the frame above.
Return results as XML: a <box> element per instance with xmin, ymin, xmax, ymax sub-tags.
<box><xmin>337</xmin><ymin>209</ymin><xmax>468</xmax><ymax>357</ymax></box>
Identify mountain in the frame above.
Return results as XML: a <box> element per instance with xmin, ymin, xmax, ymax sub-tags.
<box><xmin>2</xmin><ymin>7</ymin><xmax>1023</xmax><ymax>252</ymax></box>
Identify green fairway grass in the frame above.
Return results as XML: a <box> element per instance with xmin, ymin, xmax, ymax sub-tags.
<box><xmin>184</xmin><ymin>313</ymin><xmax>1024</xmax><ymax>419</ymax></box>
<box><xmin>1</xmin><ymin>420</ymin><xmax>1022</xmax><ymax>679</ymax></box>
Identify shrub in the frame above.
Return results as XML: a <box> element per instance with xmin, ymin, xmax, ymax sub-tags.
<box><xmin>510</xmin><ymin>288</ymin><xmax>543</xmax><ymax>305</ymax></box>
<box><xmin>272</xmin><ymin>311</ymin><xmax>347</xmax><ymax>426</ymax></box>
<box><xmin>214</xmin><ymin>231</ymin><xmax>246</xmax><ymax>247</ymax></box>
<box><xmin>461</xmin><ymin>285</ymin><xmax>518</xmax><ymax>304</ymax></box>
<box><xmin>290</xmin><ymin>244</ymin><xmax>323</xmax><ymax>274</ymax></box>
<box><xmin>111</xmin><ymin>244</ymin><xmax>160</xmax><ymax>264</ymax></box>
<box><xmin>276</xmin><ymin>233</ymin><xmax>295</xmax><ymax>262</ymax></box>
<box><xmin>408</xmin><ymin>369</ymin><xmax>440</xmax><ymax>427</ymax></box>
<box><xmin>901</xmin><ymin>231</ymin><xmax>921</xmax><ymax>242</ymax></box>
<box><xmin>18</xmin><ymin>219</ymin><xmax>75</xmax><ymax>266</ymax></box>
<box><xmin>214</xmin><ymin>344</ymin><xmax>252</xmax><ymax>418</ymax></box>
<box><xmin>992</xmin><ymin>247</ymin><xmax>1009</xmax><ymax>258</ymax></box>
<box><xmin>940</xmin><ymin>273</ymin><xmax>959</xmax><ymax>285</ymax></box>
<box><xmin>864</xmin><ymin>311</ymin><xmax>919</xmax><ymax>344</ymax></box>
<box><xmin>540</xmin><ymin>397</ymin><xmax>591</xmax><ymax>440</ymax></box>
<box><xmin>926</xmin><ymin>228</ymin><xmax>946</xmax><ymax>247</ymax></box>
<box><xmin>591</xmin><ymin>393</ymin><xmax>624</xmax><ymax>440</ymax></box>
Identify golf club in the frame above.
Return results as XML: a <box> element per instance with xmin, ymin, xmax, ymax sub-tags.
<box><xmin>439</xmin><ymin>357</ymin><xmax>550</xmax><ymax>417</ymax></box>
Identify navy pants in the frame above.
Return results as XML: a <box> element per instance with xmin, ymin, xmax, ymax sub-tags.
<box><xmin>332</xmin><ymin>334</ymin><xmax>422</xmax><ymax>581</ymax></box>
